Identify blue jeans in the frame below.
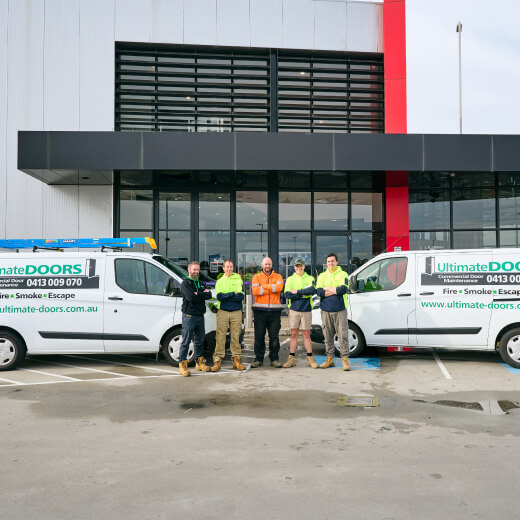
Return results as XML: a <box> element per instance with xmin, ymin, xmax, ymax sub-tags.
<box><xmin>179</xmin><ymin>314</ymin><xmax>205</xmax><ymax>362</ymax></box>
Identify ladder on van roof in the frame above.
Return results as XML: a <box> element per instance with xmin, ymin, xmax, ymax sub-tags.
<box><xmin>0</xmin><ymin>237</ymin><xmax>157</xmax><ymax>250</ymax></box>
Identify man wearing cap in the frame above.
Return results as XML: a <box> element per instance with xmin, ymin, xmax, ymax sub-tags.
<box><xmin>282</xmin><ymin>258</ymin><xmax>319</xmax><ymax>369</ymax></box>
<box><xmin>251</xmin><ymin>257</ymin><xmax>284</xmax><ymax>367</ymax></box>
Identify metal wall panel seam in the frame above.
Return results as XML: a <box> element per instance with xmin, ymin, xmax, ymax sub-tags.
<box><xmin>2</xmin><ymin>0</ymin><xmax>9</xmax><ymax>238</ymax></box>
<box><xmin>491</xmin><ymin>135</ymin><xmax>494</xmax><ymax>172</ymax></box>
<box><xmin>422</xmin><ymin>133</ymin><xmax>424</xmax><ymax>171</ymax></box>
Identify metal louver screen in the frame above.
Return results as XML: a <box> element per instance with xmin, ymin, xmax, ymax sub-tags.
<box><xmin>116</xmin><ymin>45</ymin><xmax>270</xmax><ymax>132</ymax></box>
<box><xmin>277</xmin><ymin>53</ymin><xmax>384</xmax><ymax>133</ymax></box>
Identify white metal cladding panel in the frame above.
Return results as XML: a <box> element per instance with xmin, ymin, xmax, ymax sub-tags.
<box><xmin>115</xmin><ymin>0</ymin><xmax>152</xmax><ymax>42</ymax></box>
<box><xmin>148</xmin><ymin>0</ymin><xmax>183</xmax><ymax>44</ymax></box>
<box><xmin>43</xmin><ymin>0</ymin><xmax>80</xmax><ymax>131</ymax></box>
<box><xmin>79</xmin><ymin>0</ymin><xmax>115</xmax><ymax>131</ymax></box>
<box><xmin>184</xmin><ymin>0</ymin><xmax>217</xmax><ymax>46</ymax></box>
<box><xmin>216</xmin><ymin>0</ymin><xmax>250</xmax><ymax>47</ymax></box>
<box><xmin>6</xmin><ymin>0</ymin><xmax>44</xmax><ymax>239</ymax></box>
<box><xmin>42</xmin><ymin>186</ymin><xmax>80</xmax><ymax>238</ymax></box>
<box><xmin>282</xmin><ymin>0</ymin><xmax>315</xmax><ymax>50</ymax></box>
<box><xmin>346</xmin><ymin>1</ymin><xmax>383</xmax><ymax>53</ymax></box>
<box><xmin>250</xmin><ymin>0</ymin><xmax>282</xmax><ymax>48</ymax></box>
<box><xmin>0</xmin><ymin>0</ymin><xmax>8</xmax><ymax>238</ymax></box>
<box><xmin>78</xmin><ymin>186</ymin><xmax>113</xmax><ymax>237</ymax></box>
<box><xmin>314</xmin><ymin>0</ymin><xmax>347</xmax><ymax>51</ymax></box>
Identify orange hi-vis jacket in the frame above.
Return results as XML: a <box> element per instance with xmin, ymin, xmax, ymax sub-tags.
<box><xmin>251</xmin><ymin>270</ymin><xmax>284</xmax><ymax>311</ymax></box>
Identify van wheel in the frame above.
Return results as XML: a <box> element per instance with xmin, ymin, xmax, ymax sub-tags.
<box><xmin>334</xmin><ymin>323</ymin><xmax>366</xmax><ymax>358</ymax></box>
<box><xmin>162</xmin><ymin>327</ymin><xmax>195</xmax><ymax>367</ymax></box>
<box><xmin>0</xmin><ymin>331</ymin><xmax>26</xmax><ymax>371</ymax></box>
<box><xmin>498</xmin><ymin>329</ymin><xmax>520</xmax><ymax>369</ymax></box>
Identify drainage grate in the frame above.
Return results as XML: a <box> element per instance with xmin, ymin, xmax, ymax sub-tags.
<box><xmin>336</xmin><ymin>396</ymin><xmax>380</xmax><ymax>407</ymax></box>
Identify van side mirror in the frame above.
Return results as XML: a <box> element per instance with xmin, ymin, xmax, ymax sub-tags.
<box><xmin>349</xmin><ymin>275</ymin><xmax>357</xmax><ymax>293</ymax></box>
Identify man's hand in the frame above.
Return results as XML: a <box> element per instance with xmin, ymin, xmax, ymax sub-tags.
<box><xmin>291</xmin><ymin>289</ymin><xmax>298</xmax><ymax>294</ymax></box>
<box><xmin>324</xmin><ymin>287</ymin><xmax>337</xmax><ymax>297</ymax></box>
<box><xmin>203</xmin><ymin>289</ymin><xmax>210</xmax><ymax>293</ymax></box>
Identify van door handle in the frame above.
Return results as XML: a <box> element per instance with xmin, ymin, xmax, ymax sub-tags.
<box><xmin>108</xmin><ymin>296</ymin><xmax>123</xmax><ymax>301</ymax></box>
<box><xmin>419</xmin><ymin>292</ymin><xmax>434</xmax><ymax>296</ymax></box>
<box><xmin>397</xmin><ymin>293</ymin><xmax>412</xmax><ymax>297</ymax></box>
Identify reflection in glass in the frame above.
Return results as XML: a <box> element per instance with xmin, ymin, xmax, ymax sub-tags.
<box><xmin>453</xmin><ymin>189</ymin><xmax>496</xmax><ymax>229</ymax></box>
<box><xmin>409</xmin><ymin>231</ymin><xmax>451</xmax><ymax>250</ymax></box>
<box><xmin>120</xmin><ymin>190</ymin><xmax>153</xmax><ymax>230</ymax></box>
<box><xmin>199</xmin><ymin>193</ymin><xmax>230</xmax><ymax>230</ymax></box>
<box><xmin>159</xmin><ymin>231</ymin><xmax>191</xmax><ymax>268</ymax></box>
<box><xmin>499</xmin><ymin>188</ymin><xmax>520</xmax><ymax>228</ymax></box>
<box><xmin>278</xmin><ymin>171</ymin><xmax>310</xmax><ymax>189</ymax></box>
<box><xmin>499</xmin><ymin>173</ymin><xmax>520</xmax><ymax>186</ymax></box>
<box><xmin>312</xmin><ymin>171</ymin><xmax>347</xmax><ymax>189</ymax></box>
<box><xmin>351</xmin><ymin>171</ymin><xmax>385</xmax><ymax>190</ymax></box>
<box><xmin>199</xmin><ymin>231</ymin><xmax>230</xmax><ymax>280</ymax></box>
<box><xmin>120</xmin><ymin>171</ymin><xmax>152</xmax><ymax>186</ymax></box>
<box><xmin>351</xmin><ymin>232</ymin><xmax>383</xmax><ymax>270</ymax></box>
<box><xmin>279</xmin><ymin>232</ymin><xmax>311</xmax><ymax>277</ymax></box>
<box><xmin>236</xmin><ymin>192</ymin><xmax>268</xmax><ymax>230</ymax></box>
<box><xmin>159</xmin><ymin>193</ymin><xmax>190</xmax><ymax>229</ymax></box>
<box><xmin>314</xmin><ymin>193</ymin><xmax>348</xmax><ymax>230</ymax></box>
<box><xmin>236</xmin><ymin>171</ymin><xmax>267</xmax><ymax>188</ymax></box>
<box><xmin>453</xmin><ymin>231</ymin><xmax>496</xmax><ymax>249</ymax></box>
<box><xmin>500</xmin><ymin>230</ymin><xmax>520</xmax><ymax>248</ymax></box>
<box><xmin>236</xmin><ymin>231</ymin><xmax>268</xmax><ymax>285</ymax></box>
<box><xmin>352</xmin><ymin>192</ymin><xmax>383</xmax><ymax>230</ymax></box>
<box><xmin>451</xmin><ymin>172</ymin><xmax>494</xmax><ymax>188</ymax></box>
<box><xmin>408</xmin><ymin>172</ymin><xmax>450</xmax><ymax>189</ymax></box>
<box><xmin>315</xmin><ymin>235</ymin><xmax>349</xmax><ymax>275</ymax></box>
<box><xmin>197</xmin><ymin>172</ymin><xmax>234</xmax><ymax>187</ymax></box>
<box><xmin>279</xmin><ymin>192</ymin><xmax>311</xmax><ymax>230</ymax></box>
<box><xmin>409</xmin><ymin>190</ymin><xmax>450</xmax><ymax>230</ymax></box>
<box><xmin>120</xmin><ymin>230</ymin><xmax>154</xmax><ymax>253</ymax></box>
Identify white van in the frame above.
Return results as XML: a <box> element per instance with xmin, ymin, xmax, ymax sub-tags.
<box><xmin>311</xmin><ymin>249</ymin><xmax>520</xmax><ymax>368</ymax></box>
<box><xmin>0</xmin><ymin>248</ymin><xmax>218</xmax><ymax>370</ymax></box>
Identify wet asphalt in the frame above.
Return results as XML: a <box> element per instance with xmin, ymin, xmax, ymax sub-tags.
<box><xmin>1</xmin><ymin>344</ymin><xmax>520</xmax><ymax>519</ymax></box>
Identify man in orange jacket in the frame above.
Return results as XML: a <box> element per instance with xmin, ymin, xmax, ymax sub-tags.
<box><xmin>251</xmin><ymin>257</ymin><xmax>284</xmax><ymax>368</ymax></box>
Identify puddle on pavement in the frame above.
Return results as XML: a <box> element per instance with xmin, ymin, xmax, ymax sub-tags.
<box><xmin>414</xmin><ymin>399</ymin><xmax>520</xmax><ymax>416</ymax></box>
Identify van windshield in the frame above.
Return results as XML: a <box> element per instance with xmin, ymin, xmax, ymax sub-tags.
<box><xmin>153</xmin><ymin>255</ymin><xmax>214</xmax><ymax>283</ymax></box>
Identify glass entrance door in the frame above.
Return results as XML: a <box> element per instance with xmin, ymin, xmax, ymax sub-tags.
<box><xmin>313</xmin><ymin>233</ymin><xmax>350</xmax><ymax>278</ymax></box>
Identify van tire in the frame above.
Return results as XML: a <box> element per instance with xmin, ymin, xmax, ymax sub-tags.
<box><xmin>334</xmin><ymin>322</ymin><xmax>366</xmax><ymax>358</ymax></box>
<box><xmin>162</xmin><ymin>327</ymin><xmax>196</xmax><ymax>367</ymax></box>
<box><xmin>498</xmin><ymin>328</ymin><xmax>520</xmax><ymax>369</ymax></box>
<box><xmin>0</xmin><ymin>331</ymin><xmax>26</xmax><ymax>371</ymax></box>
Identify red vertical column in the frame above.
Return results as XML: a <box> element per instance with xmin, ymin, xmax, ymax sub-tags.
<box><xmin>384</xmin><ymin>0</ymin><xmax>409</xmax><ymax>252</ymax></box>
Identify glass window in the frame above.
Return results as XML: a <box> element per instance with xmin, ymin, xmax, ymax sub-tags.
<box><xmin>453</xmin><ymin>231</ymin><xmax>496</xmax><ymax>249</ymax></box>
<box><xmin>315</xmin><ymin>235</ymin><xmax>349</xmax><ymax>275</ymax></box>
<box><xmin>278</xmin><ymin>171</ymin><xmax>310</xmax><ymax>189</ymax></box>
<box><xmin>409</xmin><ymin>190</ymin><xmax>450</xmax><ymax>230</ymax></box>
<box><xmin>355</xmin><ymin>257</ymin><xmax>407</xmax><ymax>292</ymax></box>
<box><xmin>120</xmin><ymin>171</ymin><xmax>152</xmax><ymax>186</ymax></box>
<box><xmin>120</xmin><ymin>230</ymin><xmax>154</xmax><ymax>253</ymax></box>
<box><xmin>236</xmin><ymin>192</ymin><xmax>268</xmax><ymax>230</ymax></box>
<box><xmin>451</xmin><ymin>172</ymin><xmax>495</xmax><ymax>188</ymax></box>
<box><xmin>158</xmin><ymin>231</ymin><xmax>190</xmax><ymax>268</ymax></box>
<box><xmin>351</xmin><ymin>232</ymin><xmax>384</xmax><ymax>270</ymax></box>
<box><xmin>312</xmin><ymin>171</ymin><xmax>347</xmax><ymax>190</ymax></box>
<box><xmin>197</xmin><ymin>172</ymin><xmax>234</xmax><ymax>188</ymax></box>
<box><xmin>159</xmin><ymin>193</ymin><xmax>190</xmax><ymax>229</ymax></box>
<box><xmin>314</xmin><ymin>192</ymin><xmax>348</xmax><ymax>230</ymax></box>
<box><xmin>499</xmin><ymin>188</ymin><xmax>520</xmax><ymax>228</ymax></box>
<box><xmin>237</xmin><ymin>231</ymin><xmax>268</xmax><ymax>284</ymax></box>
<box><xmin>158</xmin><ymin>171</ymin><xmax>193</xmax><ymax>188</ymax></box>
<box><xmin>501</xmin><ymin>230</ymin><xmax>520</xmax><ymax>248</ymax></box>
<box><xmin>410</xmin><ymin>231</ymin><xmax>451</xmax><ymax>250</ymax></box>
<box><xmin>236</xmin><ymin>171</ymin><xmax>267</xmax><ymax>188</ymax></box>
<box><xmin>199</xmin><ymin>193</ymin><xmax>230</xmax><ymax>230</ymax></box>
<box><xmin>120</xmin><ymin>190</ymin><xmax>153</xmax><ymax>230</ymax></box>
<box><xmin>408</xmin><ymin>172</ymin><xmax>450</xmax><ymax>189</ymax></box>
<box><xmin>279</xmin><ymin>192</ymin><xmax>311</xmax><ymax>230</ymax></box>
<box><xmin>279</xmin><ymin>232</ymin><xmax>311</xmax><ymax>277</ymax></box>
<box><xmin>144</xmin><ymin>262</ymin><xmax>173</xmax><ymax>296</ymax></box>
<box><xmin>453</xmin><ymin>189</ymin><xmax>496</xmax><ymax>229</ymax></box>
<box><xmin>352</xmin><ymin>192</ymin><xmax>383</xmax><ymax>231</ymax></box>
<box><xmin>351</xmin><ymin>172</ymin><xmax>385</xmax><ymax>190</ymax></box>
<box><xmin>115</xmin><ymin>259</ymin><xmax>146</xmax><ymax>294</ymax></box>
<box><xmin>199</xmin><ymin>231</ymin><xmax>230</xmax><ymax>281</ymax></box>
<box><xmin>499</xmin><ymin>173</ymin><xmax>520</xmax><ymax>186</ymax></box>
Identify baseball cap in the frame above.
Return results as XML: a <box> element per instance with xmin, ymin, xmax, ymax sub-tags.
<box><xmin>293</xmin><ymin>258</ymin><xmax>305</xmax><ymax>266</ymax></box>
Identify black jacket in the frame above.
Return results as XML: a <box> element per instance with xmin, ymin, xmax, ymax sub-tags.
<box><xmin>181</xmin><ymin>278</ymin><xmax>212</xmax><ymax>316</ymax></box>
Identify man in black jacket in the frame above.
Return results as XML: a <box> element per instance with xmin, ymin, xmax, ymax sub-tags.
<box><xmin>179</xmin><ymin>261</ymin><xmax>212</xmax><ymax>377</ymax></box>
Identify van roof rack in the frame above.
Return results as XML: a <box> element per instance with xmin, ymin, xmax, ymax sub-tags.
<box><xmin>0</xmin><ymin>237</ymin><xmax>157</xmax><ymax>251</ymax></box>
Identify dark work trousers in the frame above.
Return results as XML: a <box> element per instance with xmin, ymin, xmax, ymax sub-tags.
<box><xmin>253</xmin><ymin>310</ymin><xmax>281</xmax><ymax>362</ymax></box>
<box><xmin>179</xmin><ymin>314</ymin><xmax>205</xmax><ymax>361</ymax></box>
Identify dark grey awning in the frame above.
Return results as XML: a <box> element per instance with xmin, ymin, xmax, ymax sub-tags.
<box><xmin>18</xmin><ymin>131</ymin><xmax>520</xmax><ymax>185</ymax></box>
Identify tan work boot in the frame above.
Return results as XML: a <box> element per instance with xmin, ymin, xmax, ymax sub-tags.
<box><xmin>195</xmin><ymin>356</ymin><xmax>210</xmax><ymax>372</ymax></box>
<box><xmin>232</xmin><ymin>356</ymin><xmax>246</xmax><ymax>371</ymax></box>
<box><xmin>211</xmin><ymin>358</ymin><xmax>222</xmax><ymax>372</ymax></box>
<box><xmin>283</xmin><ymin>355</ymin><xmax>296</xmax><ymax>368</ymax></box>
<box><xmin>306</xmin><ymin>356</ymin><xmax>319</xmax><ymax>369</ymax></box>
<box><xmin>179</xmin><ymin>360</ymin><xmax>191</xmax><ymax>377</ymax></box>
<box><xmin>342</xmin><ymin>357</ymin><xmax>351</xmax><ymax>371</ymax></box>
<box><xmin>320</xmin><ymin>356</ymin><xmax>336</xmax><ymax>369</ymax></box>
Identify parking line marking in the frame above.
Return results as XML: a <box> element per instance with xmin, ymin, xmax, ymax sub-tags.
<box><xmin>64</xmin><ymin>354</ymin><xmax>181</xmax><ymax>374</ymax></box>
<box><xmin>19</xmin><ymin>368</ymin><xmax>81</xmax><ymax>381</ymax></box>
<box><xmin>0</xmin><ymin>376</ymin><xmax>25</xmax><ymax>385</ymax></box>
<box><xmin>27</xmin><ymin>358</ymin><xmax>137</xmax><ymax>378</ymax></box>
<box><xmin>432</xmin><ymin>350</ymin><xmax>452</xmax><ymax>379</ymax></box>
<box><xmin>280</xmin><ymin>338</ymin><xmax>290</xmax><ymax>346</ymax></box>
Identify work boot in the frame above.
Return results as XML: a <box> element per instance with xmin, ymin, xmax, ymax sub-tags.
<box><xmin>179</xmin><ymin>360</ymin><xmax>191</xmax><ymax>377</ymax></box>
<box><xmin>232</xmin><ymin>356</ymin><xmax>246</xmax><ymax>371</ymax></box>
<box><xmin>211</xmin><ymin>358</ymin><xmax>222</xmax><ymax>372</ymax></box>
<box><xmin>342</xmin><ymin>357</ymin><xmax>351</xmax><ymax>371</ymax></box>
<box><xmin>251</xmin><ymin>360</ymin><xmax>263</xmax><ymax>368</ymax></box>
<box><xmin>320</xmin><ymin>356</ymin><xmax>336</xmax><ymax>369</ymax></box>
<box><xmin>195</xmin><ymin>356</ymin><xmax>210</xmax><ymax>372</ymax></box>
<box><xmin>271</xmin><ymin>360</ymin><xmax>282</xmax><ymax>368</ymax></box>
<box><xmin>306</xmin><ymin>356</ymin><xmax>319</xmax><ymax>369</ymax></box>
<box><xmin>283</xmin><ymin>356</ymin><xmax>296</xmax><ymax>368</ymax></box>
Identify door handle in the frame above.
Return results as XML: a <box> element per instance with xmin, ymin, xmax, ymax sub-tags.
<box><xmin>108</xmin><ymin>296</ymin><xmax>123</xmax><ymax>301</ymax></box>
<box><xmin>419</xmin><ymin>292</ymin><xmax>434</xmax><ymax>296</ymax></box>
<box><xmin>397</xmin><ymin>293</ymin><xmax>412</xmax><ymax>297</ymax></box>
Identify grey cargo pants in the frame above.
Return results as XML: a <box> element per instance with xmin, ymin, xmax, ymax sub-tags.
<box><xmin>321</xmin><ymin>309</ymin><xmax>349</xmax><ymax>357</ymax></box>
